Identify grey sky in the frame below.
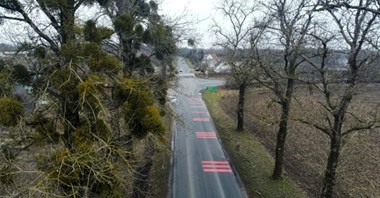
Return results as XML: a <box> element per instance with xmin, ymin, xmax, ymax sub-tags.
<box><xmin>0</xmin><ymin>1</ymin><xmax>221</xmax><ymax>47</ymax></box>
<box><xmin>161</xmin><ymin>0</ymin><xmax>220</xmax><ymax>48</ymax></box>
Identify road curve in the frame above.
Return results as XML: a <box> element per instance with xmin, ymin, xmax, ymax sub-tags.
<box><xmin>169</xmin><ymin>57</ymin><xmax>246</xmax><ymax>198</ymax></box>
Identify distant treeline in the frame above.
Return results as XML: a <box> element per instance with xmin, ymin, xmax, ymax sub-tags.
<box><xmin>0</xmin><ymin>43</ymin><xmax>17</xmax><ymax>51</ymax></box>
<box><xmin>180</xmin><ymin>47</ymin><xmax>380</xmax><ymax>83</ymax></box>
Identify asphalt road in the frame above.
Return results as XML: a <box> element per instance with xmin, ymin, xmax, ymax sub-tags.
<box><xmin>169</xmin><ymin>57</ymin><xmax>245</xmax><ymax>198</ymax></box>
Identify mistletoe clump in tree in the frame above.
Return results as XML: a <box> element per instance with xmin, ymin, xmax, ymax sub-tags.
<box><xmin>0</xmin><ymin>0</ymin><xmax>173</xmax><ymax>196</ymax></box>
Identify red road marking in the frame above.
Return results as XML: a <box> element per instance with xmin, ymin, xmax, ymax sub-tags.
<box><xmin>202</xmin><ymin>161</ymin><xmax>229</xmax><ymax>164</ymax></box>
<box><xmin>192</xmin><ymin>118</ymin><xmax>210</xmax><ymax>122</ymax></box>
<box><xmin>202</xmin><ymin>164</ymin><xmax>230</xmax><ymax>168</ymax></box>
<box><xmin>202</xmin><ymin>161</ymin><xmax>232</xmax><ymax>173</ymax></box>
<box><xmin>203</xmin><ymin>169</ymin><xmax>233</xmax><ymax>173</ymax></box>
<box><xmin>196</xmin><ymin>132</ymin><xmax>216</xmax><ymax>139</ymax></box>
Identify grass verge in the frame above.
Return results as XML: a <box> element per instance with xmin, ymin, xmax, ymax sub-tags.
<box><xmin>203</xmin><ymin>90</ymin><xmax>306</xmax><ymax>198</ymax></box>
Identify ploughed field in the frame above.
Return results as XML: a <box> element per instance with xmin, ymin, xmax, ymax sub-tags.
<box><xmin>219</xmin><ymin>83</ymin><xmax>380</xmax><ymax>197</ymax></box>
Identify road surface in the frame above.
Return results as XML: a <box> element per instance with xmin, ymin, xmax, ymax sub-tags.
<box><xmin>169</xmin><ymin>57</ymin><xmax>246</xmax><ymax>198</ymax></box>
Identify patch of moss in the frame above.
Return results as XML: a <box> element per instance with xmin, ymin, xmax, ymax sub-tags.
<box><xmin>115</xmin><ymin>78</ymin><xmax>165</xmax><ymax>138</ymax></box>
<box><xmin>141</xmin><ymin>105</ymin><xmax>165</xmax><ymax>136</ymax></box>
<box><xmin>80</xmin><ymin>42</ymin><xmax>121</xmax><ymax>73</ymax></box>
<box><xmin>61</xmin><ymin>40</ymin><xmax>81</xmax><ymax>61</ymax></box>
<box><xmin>77</xmin><ymin>75</ymin><xmax>102</xmax><ymax>97</ymax></box>
<box><xmin>0</xmin><ymin>97</ymin><xmax>24</xmax><ymax>127</ymax></box>
<box><xmin>51</xmin><ymin>68</ymin><xmax>79</xmax><ymax>98</ymax></box>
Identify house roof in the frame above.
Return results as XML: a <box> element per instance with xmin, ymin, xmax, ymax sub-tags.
<box><xmin>204</xmin><ymin>53</ymin><xmax>218</xmax><ymax>60</ymax></box>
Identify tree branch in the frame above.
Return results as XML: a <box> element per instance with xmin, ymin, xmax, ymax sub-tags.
<box><xmin>5</xmin><ymin>0</ymin><xmax>60</xmax><ymax>56</ymax></box>
<box><xmin>35</xmin><ymin>0</ymin><xmax>61</xmax><ymax>32</ymax></box>
<box><xmin>294</xmin><ymin>118</ymin><xmax>331</xmax><ymax>137</ymax></box>
<box><xmin>0</xmin><ymin>15</ymin><xmax>24</xmax><ymax>21</ymax></box>
<box><xmin>342</xmin><ymin>124</ymin><xmax>380</xmax><ymax>136</ymax></box>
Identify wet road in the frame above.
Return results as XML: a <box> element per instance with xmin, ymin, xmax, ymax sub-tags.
<box><xmin>169</xmin><ymin>57</ymin><xmax>246</xmax><ymax>198</ymax></box>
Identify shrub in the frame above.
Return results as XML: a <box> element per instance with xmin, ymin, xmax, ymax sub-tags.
<box><xmin>11</xmin><ymin>64</ymin><xmax>31</xmax><ymax>85</ymax></box>
<box><xmin>0</xmin><ymin>97</ymin><xmax>24</xmax><ymax>127</ymax></box>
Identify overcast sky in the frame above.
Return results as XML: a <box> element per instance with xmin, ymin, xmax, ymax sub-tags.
<box><xmin>0</xmin><ymin>1</ymin><xmax>221</xmax><ymax>48</ymax></box>
<box><xmin>160</xmin><ymin>0</ymin><xmax>220</xmax><ymax>48</ymax></box>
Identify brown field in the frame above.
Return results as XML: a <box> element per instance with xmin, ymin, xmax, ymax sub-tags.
<box><xmin>219</xmin><ymin>84</ymin><xmax>380</xmax><ymax>197</ymax></box>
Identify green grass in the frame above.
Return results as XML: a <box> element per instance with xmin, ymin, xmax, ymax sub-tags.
<box><xmin>203</xmin><ymin>90</ymin><xmax>307</xmax><ymax>198</ymax></box>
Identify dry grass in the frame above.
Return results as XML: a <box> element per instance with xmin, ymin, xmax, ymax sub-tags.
<box><xmin>219</xmin><ymin>84</ymin><xmax>380</xmax><ymax>197</ymax></box>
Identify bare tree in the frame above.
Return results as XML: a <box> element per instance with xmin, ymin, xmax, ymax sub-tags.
<box><xmin>315</xmin><ymin>0</ymin><xmax>380</xmax><ymax>15</ymax></box>
<box><xmin>212</xmin><ymin>0</ymin><xmax>259</xmax><ymax>131</ymax></box>
<box><xmin>297</xmin><ymin>1</ymin><xmax>380</xmax><ymax>197</ymax></box>
<box><xmin>255</xmin><ymin>0</ymin><xmax>315</xmax><ymax>179</ymax></box>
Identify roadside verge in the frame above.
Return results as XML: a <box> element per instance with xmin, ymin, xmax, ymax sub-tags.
<box><xmin>203</xmin><ymin>90</ymin><xmax>306</xmax><ymax>198</ymax></box>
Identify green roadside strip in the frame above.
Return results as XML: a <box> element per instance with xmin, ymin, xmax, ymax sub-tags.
<box><xmin>203</xmin><ymin>90</ymin><xmax>306</xmax><ymax>198</ymax></box>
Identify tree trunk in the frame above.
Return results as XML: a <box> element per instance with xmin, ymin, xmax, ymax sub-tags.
<box><xmin>60</xmin><ymin>0</ymin><xmax>76</xmax><ymax>44</ymax></box>
<box><xmin>272</xmin><ymin>78</ymin><xmax>294</xmax><ymax>180</ymax></box>
<box><xmin>62</xmin><ymin>100</ymin><xmax>80</xmax><ymax>151</ymax></box>
<box><xmin>236</xmin><ymin>82</ymin><xmax>246</xmax><ymax>132</ymax></box>
<box><xmin>116</xmin><ymin>30</ymin><xmax>135</xmax><ymax>74</ymax></box>
<box><xmin>161</xmin><ymin>59</ymin><xmax>167</xmax><ymax>80</ymax></box>
<box><xmin>60</xmin><ymin>1</ymin><xmax>78</xmax><ymax>151</ymax></box>
<box><xmin>321</xmin><ymin>133</ymin><xmax>341</xmax><ymax>198</ymax></box>
<box><xmin>321</xmin><ymin>112</ymin><xmax>344</xmax><ymax>198</ymax></box>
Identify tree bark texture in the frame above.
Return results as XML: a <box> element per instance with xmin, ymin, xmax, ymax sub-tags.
<box><xmin>321</xmin><ymin>133</ymin><xmax>341</xmax><ymax>198</ymax></box>
<box><xmin>236</xmin><ymin>83</ymin><xmax>246</xmax><ymax>132</ymax></box>
<box><xmin>321</xmin><ymin>110</ymin><xmax>346</xmax><ymax>197</ymax></box>
<box><xmin>60</xmin><ymin>0</ymin><xmax>76</xmax><ymax>44</ymax></box>
<box><xmin>62</xmin><ymin>100</ymin><xmax>80</xmax><ymax>151</ymax></box>
<box><xmin>272</xmin><ymin>78</ymin><xmax>294</xmax><ymax>179</ymax></box>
